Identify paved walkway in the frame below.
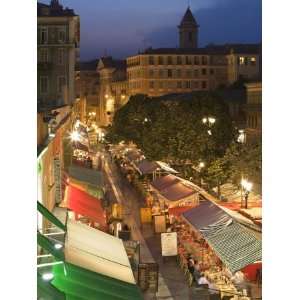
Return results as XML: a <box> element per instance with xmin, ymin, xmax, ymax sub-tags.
<box><xmin>100</xmin><ymin>150</ymin><xmax>191</xmax><ymax>299</ymax></box>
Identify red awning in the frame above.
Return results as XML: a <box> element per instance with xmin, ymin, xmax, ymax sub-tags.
<box><xmin>66</xmin><ymin>185</ymin><xmax>106</xmax><ymax>229</ymax></box>
<box><xmin>168</xmin><ymin>206</ymin><xmax>195</xmax><ymax>217</ymax></box>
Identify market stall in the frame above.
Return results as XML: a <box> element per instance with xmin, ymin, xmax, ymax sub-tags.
<box><xmin>174</xmin><ymin>200</ymin><xmax>262</xmax><ymax>298</ymax></box>
<box><xmin>65</xmin><ymin>220</ymin><xmax>136</xmax><ymax>284</ymax></box>
<box><xmin>64</xmin><ymin>185</ymin><xmax>107</xmax><ymax>231</ymax></box>
<box><xmin>68</xmin><ymin>164</ymin><xmax>103</xmax><ymax>186</ymax></box>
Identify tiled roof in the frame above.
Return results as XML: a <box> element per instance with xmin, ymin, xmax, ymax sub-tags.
<box><xmin>141</xmin><ymin>43</ymin><xmax>261</xmax><ymax>55</ymax></box>
<box><xmin>100</xmin><ymin>56</ymin><xmax>127</xmax><ymax>70</ymax></box>
<box><xmin>37</xmin><ymin>1</ymin><xmax>77</xmax><ymax>17</ymax></box>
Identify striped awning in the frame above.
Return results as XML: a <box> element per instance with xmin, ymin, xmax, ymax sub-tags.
<box><xmin>182</xmin><ymin>201</ymin><xmax>262</xmax><ymax>273</ymax></box>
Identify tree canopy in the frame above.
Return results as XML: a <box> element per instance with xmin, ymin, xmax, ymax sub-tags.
<box><xmin>106</xmin><ymin>92</ymin><xmax>236</xmax><ymax>165</ymax></box>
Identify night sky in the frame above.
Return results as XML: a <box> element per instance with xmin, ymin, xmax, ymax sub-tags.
<box><xmin>40</xmin><ymin>0</ymin><xmax>262</xmax><ymax>61</ymax></box>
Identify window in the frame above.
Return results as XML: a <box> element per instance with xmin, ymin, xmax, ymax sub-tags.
<box><xmin>58</xmin><ymin>48</ymin><xmax>65</xmax><ymax>65</ymax></box>
<box><xmin>250</xmin><ymin>57</ymin><xmax>256</xmax><ymax>66</ymax></box>
<box><xmin>202</xmin><ymin>81</ymin><xmax>207</xmax><ymax>89</ymax></box>
<box><xmin>202</xmin><ymin>56</ymin><xmax>208</xmax><ymax>65</ymax></box>
<box><xmin>239</xmin><ymin>56</ymin><xmax>245</xmax><ymax>65</ymax></box>
<box><xmin>244</xmin><ymin>57</ymin><xmax>249</xmax><ymax>66</ymax></box>
<box><xmin>149</xmin><ymin>56</ymin><xmax>154</xmax><ymax>65</ymax></box>
<box><xmin>58</xmin><ymin>27</ymin><xmax>66</xmax><ymax>43</ymax></box>
<box><xmin>186</xmin><ymin>81</ymin><xmax>191</xmax><ymax>89</ymax></box>
<box><xmin>177</xmin><ymin>56</ymin><xmax>182</xmax><ymax>65</ymax></box>
<box><xmin>188</xmin><ymin>32</ymin><xmax>193</xmax><ymax>42</ymax></box>
<box><xmin>210</xmin><ymin>69</ymin><xmax>214</xmax><ymax>75</ymax></box>
<box><xmin>149</xmin><ymin>81</ymin><xmax>154</xmax><ymax>89</ymax></box>
<box><xmin>202</xmin><ymin>68</ymin><xmax>207</xmax><ymax>75</ymax></box>
<box><xmin>193</xmin><ymin>81</ymin><xmax>199</xmax><ymax>89</ymax></box>
<box><xmin>40</xmin><ymin>76</ymin><xmax>49</xmax><ymax>94</ymax></box>
<box><xmin>194</xmin><ymin>56</ymin><xmax>200</xmax><ymax>65</ymax></box>
<box><xmin>40</xmin><ymin>27</ymin><xmax>48</xmax><ymax>44</ymax></box>
<box><xmin>177</xmin><ymin>69</ymin><xmax>181</xmax><ymax>78</ymax></box>
<box><xmin>159</xmin><ymin>69</ymin><xmax>164</xmax><ymax>78</ymax></box>
<box><xmin>158</xmin><ymin>56</ymin><xmax>164</xmax><ymax>65</ymax></box>
<box><xmin>186</xmin><ymin>56</ymin><xmax>191</xmax><ymax>65</ymax></box>
<box><xmin>39</xmin><ymin>48</ymin><xmax>48</xmax><ymax>62</ymax></box>
<box><xmin>194</xmin><ymin>70</ymin><xmax>199</xmax><ymax>78</ymax></box>
<box><xmin>149</xmin><ymin>69</ymin><xmax>154</xmax><ymax>78</ymax></box>
<box><xmin>167</xmin><ymin>56</ymin><xmax>172</xmax><ymax>65</ymax></box>
<box><xmin>159</xmin><ymin>81</ymin><xmax>163</xmax><ymax>89</ymax></box>
<box><xmin>177</xmin><ymin>81</ymin><xmax>182</xmax><ymax>89</ymax></box>
<box><xmin>167</xmin><ymin>69</ymin><xmax>172</xmax><ymax>78</ymax></box>
<box><xmin>58</xmin><ymin>76</ymin><xmax>66</xmax><ymax>93</ymax></box>
<box><xmin>186</xmin><ymin>70</ymin><xmax>191</xmax><ymax>78</ymax></box>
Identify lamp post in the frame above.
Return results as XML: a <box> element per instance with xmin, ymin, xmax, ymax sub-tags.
<box><xmin>202</xmin><ymin>117</ymin><xmax>216</xmax><ymax>135</ymax></box>
<box><xmin>241</xmin><ymin>179</ymin><xmax>253</xmax><ymax>209</ymax></box>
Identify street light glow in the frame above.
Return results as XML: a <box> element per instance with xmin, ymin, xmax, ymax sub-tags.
<box><xmin>202</xmin><ymin>117</ymin><xmax>208</xmax><ymax>124</ymax></box>
<box><xmin>42</xmin><ymin>273</ymin><xmax>54</xmax><ymax>281</ymax></box>
<box><xmin>208</xmin><ymin>117</ymin><xmax>216</xmax><ymax>124</ymax></box>
<box><xmin>199</xmin><ymin>162</ymin><xmax>205</xmax><ymax>168</ymax></box>
<box><xmin>54</xmin><ymin>243</ymin><xmax>63</xmax><ymax>250</ymax></box>
<box><xmin>241</xmin><ymin>179</ymin><xmax>253</xmax><ymax>192</ymax></box>
<box><xmin>70</xmin><ymin>131</ymin><xmax>80</xmax><ymax>142</ymax></box>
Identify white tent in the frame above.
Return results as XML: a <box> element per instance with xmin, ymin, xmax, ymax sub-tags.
<box><xmin>65</xmin><ymin>220</ymin><xmax>136</xmax><ymax>284</ymax></box>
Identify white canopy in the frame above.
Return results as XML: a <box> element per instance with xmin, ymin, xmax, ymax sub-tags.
<box><xmin>65</xmin><ymin>220</ymin><xmax>135</xmax><ymax>284</ymax></box>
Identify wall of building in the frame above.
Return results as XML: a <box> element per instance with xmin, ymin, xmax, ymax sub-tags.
<box><xmin>37</xmin><ymin>15</ymin><xmax>80</xmax><ymax>107</ymax></box>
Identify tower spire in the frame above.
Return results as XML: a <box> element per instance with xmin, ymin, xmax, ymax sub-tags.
<box><xmin>178</xmin><ymin>6</ymin><xmax>199</xmax><ymax>48</ymax></box>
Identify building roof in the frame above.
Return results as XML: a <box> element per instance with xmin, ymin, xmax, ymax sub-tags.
<box><xmin>179</xmin><ymin>7</ymin><xmax>198</xmax><ymax>27</ymax></box>
<box><xmin>100</xmin><ymin>56</ymin><xmax>127</xmax><ymax>70</ymax></box>
<box><xmin>37</xmin><ymin>1</ymin><xmax>77</xmax><ymax>17</ymax></box>
<box><xmin>140</xmin><ymin>43</ymin><xmax>261</xmax><ymax>56</ymax></box>
<box><xmin>78</xmin><ymin>59</ymin><xmax>99</xmax><ymax>71</ymax></box>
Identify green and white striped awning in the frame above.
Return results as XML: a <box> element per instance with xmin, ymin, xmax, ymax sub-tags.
<box><xmin>183</xmin><ymin>201</ymin><xmax>262</xmax><ymax>274</ymax></box>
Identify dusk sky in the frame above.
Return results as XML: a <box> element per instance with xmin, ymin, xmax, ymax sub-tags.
<box><xmin>40</xmin><ymin>0</ymin><xmax>262</xmax><ymax>61</ymax></box>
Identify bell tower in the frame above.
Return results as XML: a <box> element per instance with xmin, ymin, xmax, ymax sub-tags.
<box><xmin>178</xmin><ymin>7</ymin><xmax>199</xmax><ymax>49</ymax></box>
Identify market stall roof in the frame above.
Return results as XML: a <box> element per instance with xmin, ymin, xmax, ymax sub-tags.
<box><xmin>182</xmin><ymin>201</ymin><xmax>262</xmax><ymax>274</ymax></box>
<box><xmin>155</xmin><ymin>161</ymin><xmax>178</xmax><ymax>174</ymax></box>
<box><xmin>160</xmin><ymin>181</ymin><xmax>197</xmax><ymax>202</ymax></box>
<box><xmin>68</xmin><ymin>177</ymin><xmax>104</xmax><ymax>199</ymax></box>
<box><xmin>134</xmin><ymin>159</ymin><xmax>159</xmax><ymax>175</ymax></box>
<box><xmin>151</xmin><ymin>174</ymin><xmax>180</xmax><ymax>191</ymax></box>
<box><xmin>168</xmin><ymin>206</ymin><xmax>196</xmax><ymax>216</ymax></box>
<box><xmin>65</xmin><ymin>220</ymin><xmax>135</xmax><ymax>284</ymax></box>
<box><xmin>65</xmin><ymin>185</ymin><xmax>106</xmax><ymax>229</ymax></box>
<box><xmin>51</xmin><ymin>261</ymin><xmax>143</xmax><ymax>300</ymax></box>
<box><xmin>68</xmin><ymin>165</ymin><xmax>103</xmax><ymax>186</ymax></box>
<box><xmin>126</xmin><ymin>151</ymin><xmax>143</xmax><ymax>162</ymax></box>
<box><xmin>72</xmin><ymin>141</ymin><xmax>89</xmax><ymax>152</ymax></box>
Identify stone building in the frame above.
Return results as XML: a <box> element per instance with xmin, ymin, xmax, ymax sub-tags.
<box><xmin>76</xmin><ymin>60</ymin><xmax>99</xmax><ymax>123</ymax></box>
<box><xmin>37</xmin><ymin>0</ymin><xmax>80</xmax><ymax>109</ymax></box>
<box><xmin>97</xmin><ymin>6</ymin><xmax>261</xmax><ymax>126</ymax></box>
<box><xmin>97</xmin><ymin>57</ymin><xmax>129</xmax><ymax>126</ymax></box>
<box><xmin>245</xmin><ymin>82</ymin><xmax>262</xmax><ymax>143</ymax></box>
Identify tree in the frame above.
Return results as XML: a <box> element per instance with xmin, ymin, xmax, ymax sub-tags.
<box><xmin>106</xmin><ymin>91</ymin><xmax>236</xmax><ymax>167</ymax></box>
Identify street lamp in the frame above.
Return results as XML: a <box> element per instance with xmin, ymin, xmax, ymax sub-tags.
<box><xmin>202</xmin><ymin>117</ymin><xmax>216</xmax><ymax>135</ymax></box>
<box><xmin>241</xmin><ymin>179</ymin><xmax>253</xmax><ymax>209</ymax></box>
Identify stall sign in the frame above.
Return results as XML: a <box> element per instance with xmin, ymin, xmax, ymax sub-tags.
<box><xmin>154</xmin><ymin>215</ymin><xmax>166</xmax><ymax>233</ymax></box>
<box><xmin>147</xmin><ymin>263</ymin><xmax>159</xmax><ymax>292</ymax></box>
<box><xmin>140</xmin><ymin>208</ymin><xmax>152</xmax><ymax>224</ymax></box>
<box><xmin>161</xmin><ymin>232</ymin><xmax>178</xmax><ymax>256</ymax></box>
<box><xmin>54</xmin><ymin>158</ymin><xmax>62</xmax><ymax>203</ymax></box>
<box><xmin>112</xmin><ymin>203</ymin><xmax>123</xmax><ymax>220</ymax></box>
<box><xmin>138</xmin><ymin>263</ymin><xmax>149</xmax><ymax>291</ymax></box>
